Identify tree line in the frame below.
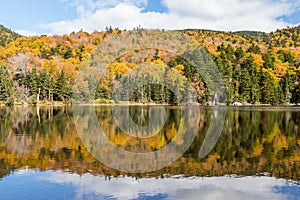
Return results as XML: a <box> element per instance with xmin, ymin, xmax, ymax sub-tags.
<box><xmin>0</xmin><ymin>26</ymin><xmax>299</xmax><ymax>105</ymax></box>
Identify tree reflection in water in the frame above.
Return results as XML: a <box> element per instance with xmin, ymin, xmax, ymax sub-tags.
<box><xmin>0</xmin><ymin>106</ymin><xmax>299</xmax><ymax>181</ymax></box>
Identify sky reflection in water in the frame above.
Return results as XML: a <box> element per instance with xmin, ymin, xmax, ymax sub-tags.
<box><xmin>0</xmin><ymin>169</ymin><xmax>300</xmax><ymax>200</ymax></box>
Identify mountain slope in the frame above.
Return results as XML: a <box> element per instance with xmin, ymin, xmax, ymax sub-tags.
<box><xmin>0</xmin><ymin>25</ymin><xmax>299</xmax><ymax>105</ymax></box>
<box><xmin>0</xmin><ymin>25</ymin><xmax>21</xmax><ymax>46</ymax></box>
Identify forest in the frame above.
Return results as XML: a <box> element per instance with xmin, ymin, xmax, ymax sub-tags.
<box><xmin>0</xmin><ymin>25</ymin><xmax>299</xmax><ymax>105</ymax></box>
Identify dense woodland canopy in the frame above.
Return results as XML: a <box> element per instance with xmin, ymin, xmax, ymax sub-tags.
<box><xmin>0</xmin><ymin>25</ymin><xmax>300</xmax><ymax>105</ymax></box>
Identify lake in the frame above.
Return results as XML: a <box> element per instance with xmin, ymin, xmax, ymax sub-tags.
<box><xmin>0</xmin><ymin>106</ymin><xmax>300</xmax><ymax>200</ymax></box>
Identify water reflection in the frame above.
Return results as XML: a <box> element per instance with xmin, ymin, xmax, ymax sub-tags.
<box><xmin>73</xmin><ymin>105</ymin><xmax>204</xmax><ymax>173</ymax></box>
<box><xmin>0</xmin><ymin>170</ymin><xmax>299</xmax><ymax>200</ymax></box>
<box><xmin>0</xmin><ymin>106</ymin><xmax>300</xmax><ymax>179</ymax></box>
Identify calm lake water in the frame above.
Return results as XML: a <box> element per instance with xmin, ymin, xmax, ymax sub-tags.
<box><xmin>0</xmin><ymin>106</ymin><xmax>300</xmax><ymax>200</ymax></box>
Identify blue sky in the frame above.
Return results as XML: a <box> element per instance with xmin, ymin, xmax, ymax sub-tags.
<box><xmin>0</xmin><ymin>0</ymin><xmax>300</xmax><ymax>36</ymax></box>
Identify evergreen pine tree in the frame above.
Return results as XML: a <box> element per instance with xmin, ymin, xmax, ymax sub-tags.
<box><xmin>0</xmin><ymin>66</ymin><xmax>13</xmax><ymax>101</ymax></box>
<box><xmin>54</xmin><ymin>70</ymin><xmax>71</xmax><ymax>102</ymax></box>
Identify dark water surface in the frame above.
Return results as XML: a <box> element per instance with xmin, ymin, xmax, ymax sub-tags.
<box><xmin>0</xmin><ymin>106</ymin><xmax>300</xmax><ymax>200</ymax></box>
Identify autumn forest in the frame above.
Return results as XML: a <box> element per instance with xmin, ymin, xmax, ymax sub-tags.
<box><xmin>0</xmin><ymin>24</ymin><xmax>300</xmax><ymax>105</ymax></box>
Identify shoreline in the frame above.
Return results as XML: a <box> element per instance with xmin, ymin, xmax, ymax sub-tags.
<box><xmin>1</xmin><ymin>101</ymin><xmax>300</xmax><ymax>108</ymax></box>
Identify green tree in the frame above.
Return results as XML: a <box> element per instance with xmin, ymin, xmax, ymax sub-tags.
<box><xmin>239</xmin><ymin>56</ymin><xmax>260</xmax><ymax>103</ymax></box>
<box><xmin>0</xmin><ymin>66</ymin><xmax>13</xmax><ymax>101</ymax></box>
<box><xmin>54</xmin><ymin>71</ymin><xmax>72</xmax><ymax>102</ymax></box>
<box><xmin>234</xmin><ymin>47</ymin><xmax>245</xmax><ymax>61</ymax></box>
<box><xmin>261</xmin><ymin>71</ymin><xmax>280</xmax><ymax>105</ymax></box>
<box><xmin>63</xmin><ymin>46</ymin><xmax>73</xmax><ymax>59</ymax></box>
<box><xmin>247</xmin><ymin>44</ymin><xmax>261</xmax><ymax>54</ymax></box>
<box><xmin>262</xmin><ymin>52</ymin><xmax>275</xmax><ymax>69</ymax></box>
<box><xmin>239</xmin><ymin>68</ymin><xmax>252</xmax><ymax>102</ymax></box>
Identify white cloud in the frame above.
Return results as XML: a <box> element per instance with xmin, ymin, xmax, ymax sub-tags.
<box><xmin>15</xmin><ymin>30</ymin><xmax>40</xmax><ymax>37</ymax></box>
<box><xmin>70</xmin><ymin>0</ymin><xmax>147</xmax><ymax>15</ymax></box>
<box><xmin>40</xmin><ymin>0</ymin><xmax>300</xmax><ymax>35</ymax></box>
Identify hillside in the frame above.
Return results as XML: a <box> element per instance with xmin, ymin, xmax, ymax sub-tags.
<box><xmin>0</xmin><ymin>25</ymin><xmax>21</xmax><ymax>47</ymax></box>
<box><xmin>0</xmin><ymin>25</ymin><xmax>299</xmax><ymax>105</ymax></box>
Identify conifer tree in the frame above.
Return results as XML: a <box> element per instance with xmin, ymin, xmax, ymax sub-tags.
<box><xmin>0</xmin><ymin>66</ymin><xmax>13</xmax><ymax>101</ymax></box>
